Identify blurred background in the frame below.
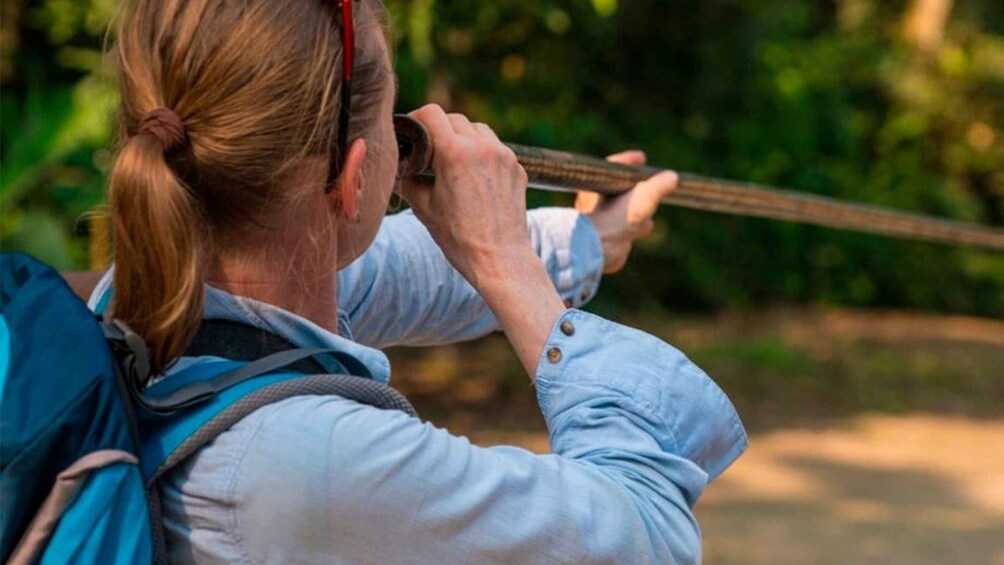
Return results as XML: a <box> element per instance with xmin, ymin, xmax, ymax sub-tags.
<box><xmin>2</xmin><ymin>0</ymin><xmax>1002</xmax><ymax>562</ymax></box>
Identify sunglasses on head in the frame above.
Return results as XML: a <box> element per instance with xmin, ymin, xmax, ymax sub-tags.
<box><xmin>325</xmin><ymin>0</ymin><xmax>357</xmax><ymax>194</ymax></box>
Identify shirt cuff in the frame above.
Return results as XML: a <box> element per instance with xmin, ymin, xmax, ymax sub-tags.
<box><xmin>527</xmin><ymin>208</ymin><xmax>603</xmax><ymax>309</ymax></box>
<box><xmin>534</xmin><ymin>309</ymin><xmax>748</xmax><ymax>481</ymax></box>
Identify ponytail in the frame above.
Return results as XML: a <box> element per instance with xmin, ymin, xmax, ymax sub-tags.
<box><xmin>107</xmin><ymin>0</ymin><xmax>391</xmax><ymax>373</ymax></box>
<box><xmin>108</xmin><ymin>119</ymin><xmax>206</xmax><ymax>375</ymax></box>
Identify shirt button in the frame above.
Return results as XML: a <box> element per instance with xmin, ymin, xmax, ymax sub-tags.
<box><xmin>560</xmin><ymin>320</ymin><xmax>575</xmax><ymax>336</ymax></box>
<box><xmin>546</xmin><ymin>346</ymin><xmax>563</xmax><ymax>364</ymax></box>
<box><xmin>563</xmin><ymin>298</ymin><xmax>574</xmax><ymax>308</ymax></box>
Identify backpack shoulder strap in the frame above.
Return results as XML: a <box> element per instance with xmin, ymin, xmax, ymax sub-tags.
<box><xmin>133</xmin><ymin>339</ymin><xmax>416</xmax><ymax>483</ymax></box>
<box><xmin>106</xmin><ymin>314</ymin><xmax>415</xmax><ymax>482</ymax></box>
<box><xmin>141</xmin><ymin>367</ymin><xmax>416</xmax><ymax>483</ymax></box>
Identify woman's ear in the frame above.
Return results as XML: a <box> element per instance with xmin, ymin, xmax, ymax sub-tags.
<box><xmin>330</xmin><ymin>138</ymin><xmax>367</xmax><ymax>223</ymax></box>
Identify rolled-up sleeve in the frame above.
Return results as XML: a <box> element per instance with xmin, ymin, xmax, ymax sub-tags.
<box><xmin>178</xmin><ymin>313</ymin><xmax>746</xmax><ymax>564</ymax></box>
<box><xmin>536</xmin><ymin>309</ymin><xmax>747</xmax><ymax>482</ymax></box>
<box><xmin>339</xmin><ymin>208</ymin><xmax>603</xmax><ymax>348</ymax></box>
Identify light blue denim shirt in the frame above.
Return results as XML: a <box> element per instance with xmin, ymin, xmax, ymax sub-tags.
<box><xmin>90</xmin><ymin>208</ymin><xmax>747</xmax><ymax>565</ymax></box>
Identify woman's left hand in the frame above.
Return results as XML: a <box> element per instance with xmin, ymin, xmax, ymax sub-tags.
<box><xmin>575</xmin><ymin>150</ymin><xmax>679</xmax><ymax>274</ymax></box>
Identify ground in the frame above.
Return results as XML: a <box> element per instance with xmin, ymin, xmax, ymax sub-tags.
<box><xmin>386</xmin><ymin>307</ymin><xmax>1004</xmax><ymax>564</ymax></box>
<box><xmin>697</xmin><ymin>414</ymin><xmax>1003</xmax><ymax>565</ymax></box>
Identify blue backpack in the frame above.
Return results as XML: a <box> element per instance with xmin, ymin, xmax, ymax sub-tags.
<box><xmin>0</xmin><ymin>253</ymin><xmax>415</xmax><ymax>564</ymax></box>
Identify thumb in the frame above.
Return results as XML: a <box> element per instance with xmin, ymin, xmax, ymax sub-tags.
<box><xmin>398</xmin><ymin>177</ymin><xmax>433</xmax><ymax>212</ymax></box>
<box><xmin>634</xmin><ymin>170</ymin><xmax>679</xmax><ymax>218</ymax></box>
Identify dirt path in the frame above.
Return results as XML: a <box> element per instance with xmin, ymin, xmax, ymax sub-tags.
<box><xmin>697</xmin><ymin>415</ymin><xmax>1004</xmax><ymax>565</ymax></box>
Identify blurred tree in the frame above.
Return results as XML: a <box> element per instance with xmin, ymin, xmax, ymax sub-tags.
<box><xmin>1</xmin><ymin>0</ymin><xmax>118</xmax><ymax>269</ymax></box>
<box><xmin>3</xmin><ymin>0</ymin><xmax>1002</xmax><ymax>314</ymax></box>
<box><xmin>385</xmin><ymin>0</ymin><xmax>1003</xmax><ymax>315</ymax></box>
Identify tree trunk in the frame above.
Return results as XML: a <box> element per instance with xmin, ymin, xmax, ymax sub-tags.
<box><xmin>903</xmin><ymin>0</ymin><xmax>954</xmax><ymax>53</ymax></box>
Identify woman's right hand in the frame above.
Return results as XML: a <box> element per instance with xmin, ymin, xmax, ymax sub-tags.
<box><xmin>398</xmin><ymin>104</ymin><xmax>533</xmax><ymax>289</ymax></box>
<box><xmin>398</xmin><ymin>104</ymin><xmax>566</xmax><ymax>379</ymax></box>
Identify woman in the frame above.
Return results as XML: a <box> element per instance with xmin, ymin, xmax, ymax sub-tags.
<box><xmin>73</xmin><ymin>0</ymin><xmax>747</xmax><ymax>562</ymax></box>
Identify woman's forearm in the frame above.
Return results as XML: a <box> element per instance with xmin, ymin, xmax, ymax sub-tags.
<box><xmin>337</xmin><ymin>207</ymin><xmax>603</xmax><ymax>349</ymax></box>
<box><xmin>467</xmin><ymin>248</ymin><xmax>567</xmax><ymax>381</ymax></box>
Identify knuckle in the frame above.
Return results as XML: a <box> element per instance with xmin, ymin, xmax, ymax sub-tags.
<box><xmin>516</xmin><ymin>165</ymin><xmax>529</xmax><ymax>186</ymax></box>
<box><xmin>460</xmin><ymin>137</ymin><xmax>480</xmax><ymax>154</ymax></box>
<box><xmin>465</xmin><ymin>140</ymin><xmax>491</xmax><ymax>160</ymax></box>
<box><xmin>502</xmin><ymin>145</ymin><xmax>519</xmax><ymax>162</ymax></box>
<box><xmin>501</xmin><ymin>146</ymin><xmax>521</xmax><ymax>168</ymax></box>
<box><xmin>439</xmin><ymin>145</ymin><xmax>463</xmax><ymax>166</ymax></box>
<box><xmin>442</xmin><ymin>137</ymin><xmax>475</xmax><ymax>163</ymax></box>
<box><xmin>413</xmin><ymin>103</ymin><xmax>443</xmax><ymax>119</ymax></box>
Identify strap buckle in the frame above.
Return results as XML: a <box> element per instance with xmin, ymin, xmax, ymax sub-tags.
<box><xmin>103</xmin><ymin>319</ymin><xmax>154</xmax><ymax>392</ymax></box>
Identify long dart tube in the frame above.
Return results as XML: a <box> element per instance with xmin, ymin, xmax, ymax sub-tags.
<box><xmin>393</xmin><ymin>115</ymin><xmax>1004</xmax><ymax>251</ymax></box>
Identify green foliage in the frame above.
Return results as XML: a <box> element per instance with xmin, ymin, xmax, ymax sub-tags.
<box><xmin>1</xmin><ymin>0</ymin><xmax>118</xmax><ymax>268</ymax></box>
<box><xmin>3</xmin><ymin>0</ymin><xmax>1002</xmax><ymax>314</ymax></box>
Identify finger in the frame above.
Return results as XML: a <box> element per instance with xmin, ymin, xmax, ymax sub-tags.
<box><xmin>645</xmin><ymin>170</ymin><xmax>679</xmax><ymax>200</ymax></box>
<box><xmin>606</xmin><ymin>150</ymin><xmax>646</xmax><ymax>167</ymax></box>
<box><xmin>398</xmin><ymin>176</ymin><xmax>433</xmax><ymax>209</ymax></box>
<box><xmin>575</xmin><ymin>191</ymin><xmax>602</xmax><ymax>214</ymax></box>
<box><xmin>584</xmin><ymin>150</ymin><xmax>646</xmax><ymax>214</ymax></box>
<box><xmin>473</xmin><ymin>122</ymin><xmax>500</xmax><ymax>141</ymax></box>
<box><xmin>447</xmin><ymin>113</ymin><xmax>477</xmax><ymax>136</ymax></box>
<box><xmin>409</xmin><ymin>104</ymin><xmax>458</xmax><ymax>148</ymax></box>
<box><xmin>635</xmin><ymin>170</ymin><xmax>679</xmax><ymax>216</ymax></box>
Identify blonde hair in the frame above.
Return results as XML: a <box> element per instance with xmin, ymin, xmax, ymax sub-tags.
<box><xmin>108</xmin><ymin>0</ymin><xmax>388</xmax><ymax>373</ymax></box>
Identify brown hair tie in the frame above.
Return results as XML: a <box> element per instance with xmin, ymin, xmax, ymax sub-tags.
<box><xmin>137</xmin><ymin>108</ymin><xmax>188</xmax><ymax>153</ymax></box>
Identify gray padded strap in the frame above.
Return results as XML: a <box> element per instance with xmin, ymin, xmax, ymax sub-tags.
<box><xmin>147</xmin><ymin>484</ymin><xmax>168</xmax><ymax>565</ymax></box>
<box><xmin>149</xmin><ymin>374</ymin><xmax>417</xmax><ymax>484</ymax></box>
<box><xmin>138</xmin><ymin>347</ymin><xmax>341</xmax><ymax>413</ymax></box>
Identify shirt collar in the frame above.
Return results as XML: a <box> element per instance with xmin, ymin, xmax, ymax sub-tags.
<box><xmin>89</xmin><ymin>268</ymin><xmax>391</xmax><ymax>385</ymax></box>
<box><xmin>199</xmin><ymin>285</ymin><xmax>392</xmax><ymax>384</ymax></box>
